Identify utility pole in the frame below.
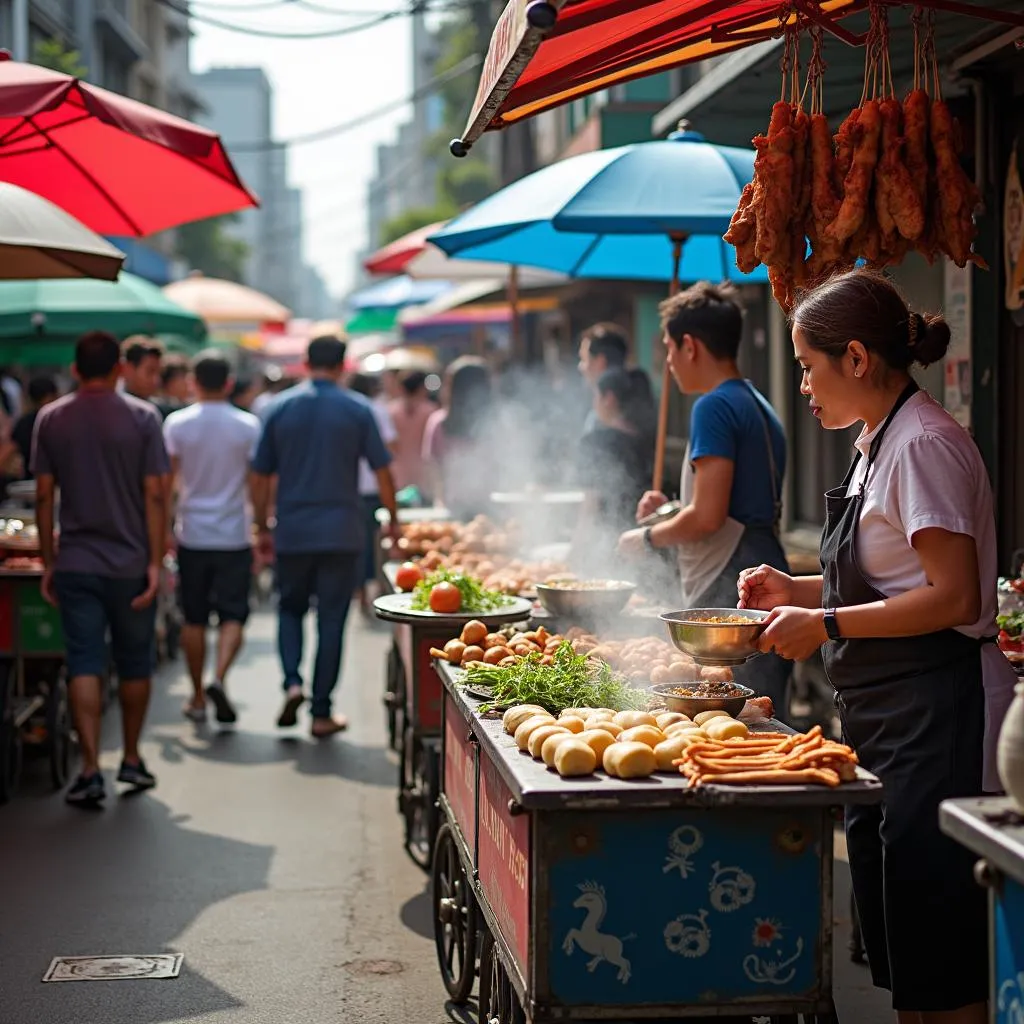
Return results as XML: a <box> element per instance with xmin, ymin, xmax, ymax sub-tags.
<box><xmin>12</xmin><ymin>0</ymin><xmax>28</xmax><ymax>61</ymax></box>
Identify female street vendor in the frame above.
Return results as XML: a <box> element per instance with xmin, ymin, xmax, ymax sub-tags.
<box><xmin>618</xmin><ymin>281</ymin><xmax>791</xmax><ymax>715</ymax></box>
<box><xmin>739</xmin><ymin>269</ymin><xmax>1014</xmax><ymax>1024</ymax></box>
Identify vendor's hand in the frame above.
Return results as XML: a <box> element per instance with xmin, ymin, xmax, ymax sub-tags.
<box><xmin>636</xmin><ymin>491</ymin><xmax>668</xmax><ymax>521</ymax></box>
<box><xmin>617</xmin><ymin>528</ymin><xmax>646</xmax><ymax>558</ymax></box>
<box><xmin>756</xmin><ymin>606</ymin><xmax>827</xmax><ymax>662</ymax></box>
<box><xmin>386</xmin><ymin>520</ymin><xmax>402</xmax><ymax>544</ymax></box>
<box><xmin>41</xmin><ymin>568</ymin><xmax>57</xmax><ymax>607</ymax></box>
<box><xmin>132</xmin><ymin>564</ymin><xmax>160</xmax><ymax>611</ymax></box>
<box><xmin>737</xmin><ymin>564</ymin><xmax>794</xmax><ymax>611</ymax></box>
<box><xmin>165</xmin><ymin>531</ymin><xmax>177</xmax><ymax>557</ymax></box>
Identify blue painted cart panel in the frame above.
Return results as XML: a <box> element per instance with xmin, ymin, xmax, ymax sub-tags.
<box><xmin>995</xmin><ymin>875</ymin><xmax>1024</xmax><ymax>1022</ymax></box>
<box><xmin>543</xmin><ymin>809</ymin><xmax>825</xmax><ymax>1008</ymax></box>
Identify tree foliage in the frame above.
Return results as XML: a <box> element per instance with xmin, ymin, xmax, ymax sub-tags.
<box><xmin>380</xmin><ymin>204</ymin><xmax>457</xmax><ymax>246</ymax></box>
<box><xmin>176</xmin><ymin>215</ymin><xmax>250</xmax><ymax>283</ymax></box>
<box><xmin>32</xmin><ymin>39</ymin><xmax>87</xmax><ymax>78</ymax></box>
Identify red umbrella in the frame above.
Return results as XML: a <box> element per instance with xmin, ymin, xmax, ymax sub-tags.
<box><xmin>455</xmin><ymin>0</ymin><xmax>1024</xmax><ymax>152</ymax></box>
<box><xmin>363</xmin><ymin>221</ymin><xmax>445</xmax><ymax>275</ymax></box>
<box><xmin>0</xmin><ymin>53</ymin><xmax>257</xmax><ymax>235</ymax></box>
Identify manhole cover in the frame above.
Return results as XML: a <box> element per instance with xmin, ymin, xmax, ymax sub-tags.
<box><xmin>42</xmin><ymin>954</ymin><xmax>183</xmax><ymax>983</ymax></box>
<box><xmin>345</xmin><ymin>959</ymin><xmax>405</xmax><ymax>976</ymax></box>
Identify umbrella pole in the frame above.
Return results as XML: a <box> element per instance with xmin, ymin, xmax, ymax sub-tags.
<box><xmin>508</xmin><ymin>264</ymin><xmax>521</xmax><ymax>359</ymax></box>
<box><xmin>652</xmin><ymin>234</ymin><xmax>685</xmax><ymax>491</ymax></box>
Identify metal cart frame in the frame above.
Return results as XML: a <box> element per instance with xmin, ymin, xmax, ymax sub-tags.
<box><xmin>432</xmin><ymin>661</ymin><xmax>882</xmax><ymax>1023</ymax></box>
<box><xmin>0</xmin><ymin>571</ymin><xmax>73</xmax><ymax>803</ymax></box>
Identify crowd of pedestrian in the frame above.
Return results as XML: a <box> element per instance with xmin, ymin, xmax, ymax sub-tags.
<box><xmin>9</xmin><ymin>330</ymin><xmax>400</xmax><ymax>809</ymax></box>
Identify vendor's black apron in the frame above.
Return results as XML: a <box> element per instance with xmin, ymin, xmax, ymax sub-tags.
<box><xmin>820</xmin><ymin>382</ymin><xmax>987</xmax><ymax>1012</ymax></box>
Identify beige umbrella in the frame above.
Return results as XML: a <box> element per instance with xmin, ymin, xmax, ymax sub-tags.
<box><xmin>163</xmin><ymin>272</ymin><xmax>290</xmax><ymax>325</ymax></box>
<box><xmin>0</xmin><ymin>182</ymin><xmax>124</xmax><ymax>281</ymax></box>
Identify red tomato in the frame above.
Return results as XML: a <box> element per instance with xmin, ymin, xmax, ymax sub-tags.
<box><xmin>395</xmin><ymin>561</ymin><xmax>424</xmax><ymax>592</ymax></box>
<box><xmin>429</xmin><ymin>581</ymin><xmax>462</xmax><ymax>614</ymax></box>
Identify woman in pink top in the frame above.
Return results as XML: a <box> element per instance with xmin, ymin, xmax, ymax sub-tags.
<box><xmin>387</xmin><ymin>371</ymin><xmax>434</xmax><ymax>495</ymax></box>
<box><xmin>422</xmin><ymin>357</ymin><xmax>493</xmax><ymax>517</ymax></box>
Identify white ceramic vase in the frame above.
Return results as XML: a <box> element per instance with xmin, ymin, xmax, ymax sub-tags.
<box><xmin>997</xmin><ymin>682</ymin><xmax>1024</xmax><ymax>811</ymax></box>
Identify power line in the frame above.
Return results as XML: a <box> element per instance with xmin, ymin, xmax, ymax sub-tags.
<box><xmin>158</xmin><ymin>0</ymin><xmax>483</xmax><ymax>37</ymax></box>
<box><xmin>229</xmin><ymin>54</ymin><xmax>480</xmax><ymax>150</ymax></box>
<box><xmin>156</xmin><ymin>0</ymin><xmax>402</xmax><ymax>37</ymax></box>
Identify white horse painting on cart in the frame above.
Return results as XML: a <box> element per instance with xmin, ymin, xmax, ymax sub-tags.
<box><xmin>562</xmin><ymin>881</ymin><xmax>634</xmax><ymax>984</ymax></box>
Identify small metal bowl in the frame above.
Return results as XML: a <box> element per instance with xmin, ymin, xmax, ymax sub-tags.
<box><xmin>660</xmin><ymin>608</ymin><xmax>768</xmax><ymax>666</ymax></box>
<box><xmin>637</xmin><ymin>500</ymin><xmax>683</xmax><ymax>528</ymax></box>
<box><xmin>649</xmin><ymin>682</ymin><xmax>755</xmax><ymax>718</ymax></box>
<box><xmin>535</xmin><ymin>580</ymin><xmax>636</xmax><ymax>620</ymax></box>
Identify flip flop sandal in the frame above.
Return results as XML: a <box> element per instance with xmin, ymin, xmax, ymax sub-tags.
<box><xmin>277</xmin><ymin>691</ymin><xmax>305</xmax><ymax>728</ymax></box>
<box><xmin>182</xmin><ymin>704</ymin><xmax>207</xmax><ymax>723</ymax></box>
<box><xmin>205</xmin><ymin>683</ymin><xmax>238</xmax><ymax>725</ymax></box>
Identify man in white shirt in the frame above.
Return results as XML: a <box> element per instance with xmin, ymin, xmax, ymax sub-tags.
<box><xmin>164</xmin><ymin>351</ymin><xmax>261</xmax><ymax>725</ymax></box>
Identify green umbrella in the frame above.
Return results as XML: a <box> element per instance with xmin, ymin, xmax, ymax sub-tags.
<box><xmin>0</xmin><ymin>272</ymin><xmax>206</xmax><ymax>342</ymax></box>
<box><xmin>346</xmin><ymin>308</ymin><xmax>399</xmax><ymax>334</ymax></box>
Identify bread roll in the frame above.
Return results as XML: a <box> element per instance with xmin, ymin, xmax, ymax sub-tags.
<box><xmin>603</xmin><ymin>741</ymin><xmax>656</xmax><ymax>779</ymax></box>
<box><xmin>514</xmin><ymin>714</ymin><xmax>557</xmax><ymax>751</ymax></box>
<box><xmin>555</xmin><ymin>740</ymin><xmax>598</xmax><ymax>777</ymax></box>
<box><xmin>528</xmin><ymin>724</ymin><xmax>570</xmax><ymax>758</ymax></box>
<box><xmin>618</xmin><ymin>725</ymin><xmax>666</xmax><ymax>749</ymax></box>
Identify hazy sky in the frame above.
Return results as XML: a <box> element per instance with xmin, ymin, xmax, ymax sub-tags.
<box><xmin>190</xmin><ymin>2</ymin><xmax>416</xmax><ymax>300</ymax></box>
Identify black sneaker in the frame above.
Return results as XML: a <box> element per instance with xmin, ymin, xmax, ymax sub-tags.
<box><xmin>65</xmin><ymin>772</ymin><xmax>106</xmax><ymax>807</ymax></box>
<box><xmin>117</xmin><ymin>759</ymin><xmax>157</xmax><ymax>790</ymax></box>
<box><xmin>205</xmin><ymin>682</ymin><xmax>238</xmax><ymax>725</ymax></box>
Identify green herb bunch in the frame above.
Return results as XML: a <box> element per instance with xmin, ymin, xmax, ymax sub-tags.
<box><xmin>468</xmin><ymin>641</ymin><xmax>650</xmax><ymax>714</ymax></box>
<box><xmin>410</xmin><ymin>568</ymin><xmax>513</xmax><ymax>613</ymax></box>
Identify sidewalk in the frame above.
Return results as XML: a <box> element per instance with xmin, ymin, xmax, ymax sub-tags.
<box><xmin>0</xmin><ymin>608</ymin><xmax>891</xmax><ymax>1023</ymax></box>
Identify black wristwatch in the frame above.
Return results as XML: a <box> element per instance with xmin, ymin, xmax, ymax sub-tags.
<box><xmin>642</xmin><ymin>526</ymin><xmax>657</xmax><ymax>552</ymax></box>
<box><xmin>823</xmin><ymin>609</ymin><xmax>841</xmax><ymax>641</ymax></box>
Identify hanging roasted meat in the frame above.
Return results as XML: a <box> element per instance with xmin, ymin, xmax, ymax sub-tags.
<box><xmin>827</xmin><ymin>99</ymin><xmax>882</xmax><ymax>244</ymax></box>
<box><xmin>724</xmin><ymin>181</ymin><xmax>760</xmax><ymax>273</ymax></box>
<box><xmin>753</xmin><ymin>101</ymin><xmax>796</xmax><ymax>267</ymax></box>
<box><xmin>930</xmin><ymin>98</ymin><xmax>985</xmax><ymax>268</ymax></box>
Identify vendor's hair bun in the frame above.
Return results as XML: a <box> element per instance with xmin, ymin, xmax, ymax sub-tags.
<box><xmin>791</xmin><ymin>269</ymin><xmax>950</xmax><ymax>373</ymax></box>
<box><xmin>911</xmin><ymin>311</ymin><xmax>952</xmax><ymax>368</ymax></box>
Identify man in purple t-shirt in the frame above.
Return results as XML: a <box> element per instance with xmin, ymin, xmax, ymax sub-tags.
<box><xmin>33</xmin><ymin>331</ymin><xmax>169</xmax><ymax>807</ymax></box>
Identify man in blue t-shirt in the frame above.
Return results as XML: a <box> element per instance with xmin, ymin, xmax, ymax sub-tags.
<box><xmin>252</xmin><ymin>336</ymin><xmax>397</xmax><ymax>737</ymax></box>
<box><xmin>618</xmin><ymin>281</ymin><xmax>791</xmax><ymax>716</ymax></box>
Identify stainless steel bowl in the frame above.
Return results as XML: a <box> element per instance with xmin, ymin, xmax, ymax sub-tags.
<box><xmin>649</xmin><ymin>682</ymin><xmax>755</xmax><ymax>718</ymax></box>
<box><xmin>535</xmin><ymin>580</ymin><xmax>636</xmax><ymax>620</ymax></box>
<box><xmin>660</xmin><ymin>608</ymin><xmax>768</xmax><ymax>666</ymax></box>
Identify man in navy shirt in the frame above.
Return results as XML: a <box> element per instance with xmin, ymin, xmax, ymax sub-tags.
<box><xmin>252</xmin><ymin>336</ymin><xmax>397</xmax><ymax>737</ymax></box>
<box><xmin>618</xmin><ymin>281</ymin><xmax>791</xmax><ymax>715</ymax></box>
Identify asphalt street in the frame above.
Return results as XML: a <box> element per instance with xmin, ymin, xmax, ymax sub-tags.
<box><xmin>0</xmin><ymin>608</ymin><xmax>891</xmax><ymax>1023</ymax></box>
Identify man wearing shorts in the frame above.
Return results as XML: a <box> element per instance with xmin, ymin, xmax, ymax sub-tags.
<box><xmin>33</xmin><ymin>332</ymin><xmax>169</xmax><ymax>807</ymax></box>
<box><xmin>164</xmin><ymin>351</ymin><xmax>260</xmax><ymax>725</ymax></box>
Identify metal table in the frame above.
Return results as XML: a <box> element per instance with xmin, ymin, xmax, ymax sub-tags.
<box><xmin>0</xmin><ymin>569</ymin><xmax>72</xmax><ymax>803</ymax></box>
<box><xmin>372</xmin><ymin>581</ymin><xmax>532</xmax><ymax>867</ymax></box>
<box><xmin>940</xmin><ymin>796</ymin><xmax>1024</xmax><ymax>1022</ymax></box>
<box><xmin>432</xmin><ymin>660</ymin><xmax>882</xmax><ymax>1023</ymax></box>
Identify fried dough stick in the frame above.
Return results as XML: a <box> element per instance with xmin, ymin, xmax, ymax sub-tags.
<box><xmin>930</xmin><ymin>98</ymin><xmax>985</xmax><ymax>268</ymax></box>
<box><xmin>827</xmin><ymin>99</ymin><xmax>882</xmax><ymax>244</ymax></box>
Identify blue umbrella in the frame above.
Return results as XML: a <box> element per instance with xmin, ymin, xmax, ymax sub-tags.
<box><xmin>428</xmin><ymin>130</ymin><xmax>765</xmax><ymax>284</ymax></box>
<box><xmin>347</xmin><ymin>275</ymin><xmax>453</xmax><ymax>311</ymax></box>
<box><xmin>429</xmin><ymin>128</ymin><xmax>764</xmax><ymax>486</ymax></box>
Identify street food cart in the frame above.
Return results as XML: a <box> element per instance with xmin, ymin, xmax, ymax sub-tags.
<box><xmin>0</xmin><ymin>566</ymin><xmax>72</xmax><ymax>803</ymax></box>
<box><xmin>373</xmin><ymin>585</ymin><xmax>532</xmax><ymax>866</ymax></box>
<box><xmin>940</xmin><ymin>797</ymin><xmax>1024</xmax><ymax>1023</ymax></box>
<box><xmin>433</xmin><ymin>660</ymin><xmax>882</xmax><ymax>1022</ymax></box>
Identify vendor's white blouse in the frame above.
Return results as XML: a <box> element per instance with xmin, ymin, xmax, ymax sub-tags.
<box><xmin>848</xmin><ymin>389</ymin><xmax>1015</xmax><ymax>791</ymax></box>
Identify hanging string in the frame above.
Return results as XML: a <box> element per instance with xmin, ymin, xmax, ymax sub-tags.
<box><xmin>912</xmin><ymin>6</ymin><xmax>924</xmax><ymax>93</ymax></box>
<box><xmin>802</xmin><ymin>24</ymin><xmax>826</xmax><ymax>114</ymax></box>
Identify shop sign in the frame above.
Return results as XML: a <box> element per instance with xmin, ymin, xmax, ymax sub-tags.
<box><xmin>943</xmin><ymin>260</ymin><xmax>973</xmax><ymax>430</ymax></box>
<box><xmin>1005</xmin><ymin>142</ymin><xmax>1024</xmax><ymax>312</ymax></box>
<box><xmin>478</xmin><ymin>757</ymin><xmax>530</xmax><ymax>974</ymax></box>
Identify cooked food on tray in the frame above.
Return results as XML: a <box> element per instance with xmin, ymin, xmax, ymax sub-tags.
<box><xmin>493</xmin><ymin>698</ymin><xmax>835</xmax><ymax>783</ymax></box>
<box><xmin>662</xmin><ymin>681</ymin><xmax>749</xmax><ymax>700</ymax></box>
<box><xmin>542</xmin><ymin>578</ymin><xmax>635</xmax><ymax>591</ymax></box>
<box><xmin>674</xmin><ymin>726</ymin><xmax>859</xmax><ymax>789</ymax></box>
<box><xmin>683</xmin><ymin>613</ymin><xmax>759</xmax><ymax>625</ymax></box>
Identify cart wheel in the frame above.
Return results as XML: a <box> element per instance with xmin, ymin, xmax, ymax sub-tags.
<box><xmin>384</xmin><ymin>643</ymin><xmax>405</xmax><ymax>752</ymax></box>
<box><xmin>402</xmin><ymin>733</ymin><xmax>440</xmax><ymax>869</ymax></box>
<box><xmin>0</xmin><ymin>719</ymin><xmax>23</xmax><ymax>805</ymax></box>
<box><xmin>478</xmin><ymin>931</ymin><xmax>524</xmax><ymax>1024</ymax></box>
<box><xmin>46</xmin><ymin>672</ymin><xmax>72</xmax><ymax>789</ymax></box>
<box><xmin>431</xmin><ymin>823</ymin><xmax>477</xmax><ymax>1003</ymax></box>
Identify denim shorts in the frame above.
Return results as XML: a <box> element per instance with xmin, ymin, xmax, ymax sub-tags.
<box><xmin>53</xmin><ymin>572</ymin><xmax>156</xmax><ymax>680</ymax></box>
